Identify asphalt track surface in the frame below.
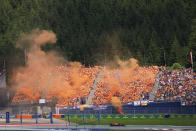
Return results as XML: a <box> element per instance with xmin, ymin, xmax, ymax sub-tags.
<box><xmin>0</xmin><ymin>124</ymin><xmax>196</xmax><ymax>131</ymax></box>
<box><xmin>0</xmin><ymin>118</ymin><xmax>196</xmax><ymax>130</ymax></box>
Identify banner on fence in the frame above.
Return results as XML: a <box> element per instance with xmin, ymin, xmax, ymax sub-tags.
<box><xmin>39</xmin><ymin>99</ymin><xmax>46</xmax><ymax>104</ymax></box>
<box><xmin>134</xmin><ymin>101</ymin><xmax>141</xmax><ymax>106</ymax></box>
<box><xmin>181</xmin><ymin>101</ymin><xmax>186</xmax><ymax>106</ymax></box>
<box><xmin>141</xmin><ymin>100</ymin><xmax>148</xmax><ymax>106</ymax></box>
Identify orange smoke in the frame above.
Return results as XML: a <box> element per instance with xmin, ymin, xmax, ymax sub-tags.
<box><xmin>12</xmin><ymin>29</ymin><xmax>59</xmax><ymax>103</ymax></box>
<box><xmin>111</xmin><ymin>97</ymin><xmax>123</xmax><ymax>114</ymax></box>
<box><xmin>93</xmin><ymin>58</ymin><xmax>158</xmax><ymax>104</ymax></box>
<box><xmin>12</xmin><ymin>30</ymin><xmax>99</xmax><ymax>105</ymax></box>
<box><xmin>11</xmin><ymin>29</ymin><xmax>159</xmax><ymax>106</ymax></box>
<box><xmin>34</xmin><ymin>30</ymin><xmax>56</xmax><ymax>45</ymax></box>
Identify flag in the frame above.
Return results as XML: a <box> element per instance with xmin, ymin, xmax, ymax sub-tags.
<box><xmin>190</xmin><ymin>51</ymin><xmax>193</xmax><ymax>64</ymax></box>
<box><xmin>164</xmin><ymin>64</ymin><xmax>166</xmax><ymax>70</ymax></box>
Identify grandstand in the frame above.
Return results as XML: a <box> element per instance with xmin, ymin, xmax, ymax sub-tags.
<box><xmin>57</xmin><ymin>67</ymin><xmax>196</xmax><ymax>115</ymax></box>
<box><xmin>7</xmin><ymin>63</ymin><xmax>195</xmax><ymax>116</ymax></box>
<box><xmin>11</xmin><ymin>65</ymin><xmax>159</xmax><ymax>105</ymax></box>
<box><xmin>155</xmin><ymin>68</ymin><xmax>196</xmax><ymax>105</ymax></box>
<box><xmin>11</xmin><ymin>65</ymin><xmax>195</xmax><ymax>105</ymax></box>
<box><xmin>92</xmin><ymin>66</ymin><xmax>158</xmax><ymax>104</ymax></box>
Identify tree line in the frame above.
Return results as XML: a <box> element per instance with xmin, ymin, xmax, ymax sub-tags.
<box><xmin>0</xmin><ymin>0</ymin><xmax>196</xmax><ymax>73</ymax></box>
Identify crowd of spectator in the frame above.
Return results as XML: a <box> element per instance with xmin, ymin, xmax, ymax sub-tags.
<box><xmin>12</xmin><ymin>64</ymin><xmax>196</xmax><ymax>106</ymax></box>
<box><xmin>155</xmin><ymin>68</ymin><xmax>196</xmax><ymax>105</ymax></box>
<box><xmin>12</xmin><ymin>64</ymin><xmax>100</xmax><ymax>105</ymax></box>
<box><xmin>92</xmin><ymin>66</ymin><xmax>158</xmax><ymax>104</ymax></box>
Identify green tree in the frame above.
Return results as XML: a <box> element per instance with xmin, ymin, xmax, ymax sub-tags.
<box><xmin>147</xmin><ymin>31</ymin><xmax>161</xmax><ymax>65</ymax></box>
<box><xmin>169</xmin><ymin>36</ymin><xmax>181</xmax><ymax>65</ymax></box>
<box><xmin>188</xmin><ymin>19</ymin><xmax>196</xmax><ymax>71</ymax></box>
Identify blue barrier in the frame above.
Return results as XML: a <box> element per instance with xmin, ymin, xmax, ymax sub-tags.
<box><xmin>32</xmin><ymin>114</ymin><xmax>41</xmax><ymax>118</ymax></box>
<box><xmin>61</xmin><ymin>114</ymin><xmax>65</xmax><ymax>118</ymax></box>
<box><xmin>50</xmin><ymin>112</ymin><xmax>53</xmax><ymax>124</ymax></box>
<box><xmin>35</xmin><ymin>112</ymin><xmax>38</xmax><ymax>124</ymax></box>
<box><xmin>164</xmin><ymin>114</ymin><xmax>170</xmax><ymax>118</ymax></box>
<box><xmin>6</xmin><ymin>112</ymin><xmax>9</xmax><ymax>123</ymax></box>
<box><xmin>98</xmin><ymin>111</ymin><xmax>101</xmax><ymax>123</ymax></box>
<box><xmin>20</xmin><ymin>112</ymin><xmax>22</xmax><ymax>124</ymax></box>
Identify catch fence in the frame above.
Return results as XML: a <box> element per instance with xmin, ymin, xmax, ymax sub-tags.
<box><xmin>59</xmin><ymin>102</ymin><xmax>196</xmax><ymax>114</ymax></box>
<box><xmin>1</xmin><ymin>111</ymin><xmax>196</xmax><ymax>125</ymax></box>
<box><xmin>0</xmin><ymin>102</ymin><xmax>196</xmax><ymax>124</ymax></box>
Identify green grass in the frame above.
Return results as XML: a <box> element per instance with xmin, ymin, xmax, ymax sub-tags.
<box><xmin>62</xmin><ymin>115</ymin><xmax>196</xmax><ymax>126</ymax></box>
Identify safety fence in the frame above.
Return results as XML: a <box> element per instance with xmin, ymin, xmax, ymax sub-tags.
<box><xmin>0</xmin><ymin>102</ymin><xmax>196</xmax><ymax>124</ymax></box>
<box><xmin>1</xmin><ymin>112</ymin><xmax>196</xmax><ymax>124</ymax></box>
<box><xmin>53</xmin><ymin>113</ymin><xmax>196</xmax><ymax>124</ymax></box>
<box><xmin>59</xmin><ymin>106</ymin><xmax>196</xmax><ymax>114</ymax></box>
<box><xmin>0</xmin><ymin>112</ymin><xmax>54</xmax><ymax>124</ymax></box>
<box><xmin>53</xmin><ymin>113</ymin><xmax>196</xmax><ymax>119</ymax></box>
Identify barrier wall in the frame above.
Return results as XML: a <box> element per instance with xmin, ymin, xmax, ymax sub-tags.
<box><xmin>16</xmin><ymin>115</ymin><xmax>32</xmax><ymax>119</ymax></box>
<box><xmin>52</xmin><ymin>114</ymin><xmax>62</xmax><ymax>118</ymax></box>
<box><xmin>52</xmin><ymin>113</ymin><xmax>196</xmax><ymax>119</ymax></box>
<box><xmin>2</xmin><ymin>112</ymin><xmax>196</xmax><ymax>125</ymax></box>
<box><xmin>2</xmin><ymin>112</ymin><xmax>53</xmax><ymax>124</ymax></box>
<box><xmin>11</xmin><ymin>113</ymin><xmax>196</xmax><ymax>119</ymax></box>
<box><xmin>59</xmin><ymin>102</ymin><xmax>196</xmax><ymax>114</ymax></box>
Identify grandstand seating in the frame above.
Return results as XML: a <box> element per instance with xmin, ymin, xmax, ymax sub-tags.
<box><xmin>12</xmin><ymin>64</ymin><xmax>195</xmax><ymax>110</ymax></box>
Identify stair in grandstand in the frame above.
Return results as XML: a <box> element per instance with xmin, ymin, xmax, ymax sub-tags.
<box><xmin>148</xmin><ymin>70</ymin><xmax>162</xmax><ymax>100</ymax></box>
<box><xmin>86</xmin><ymin>68</ymin><xmax>103</xmax><ymax>105</ymax></box>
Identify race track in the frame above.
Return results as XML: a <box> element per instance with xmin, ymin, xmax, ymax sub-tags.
<box><xmin>0</xmin><ymin>124</ymin><xmax>196</xmax><ymax>131</ymax></box>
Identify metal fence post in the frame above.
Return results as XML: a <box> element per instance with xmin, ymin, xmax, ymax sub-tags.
<box><xmin>50</xmin><ymin>112</ymin><xmax>53</xmax><ymax>124</ymax></box>
<box><xmin>82</xmin><ymin>111</ymin><xmax>85</xmax><ymax>123</ymax></box>
<box><xmin>68</xmin><ymin>111</ymin><xmax>70</xmax><ymax>123</ymax></box>
<box><xmin>98</xmin><ymin>111</ymin><xmax>101</xmax><ymax>123</ymax></box>
<box><xmin>6</xmin><ymin>112</ymin><xmax>9</xmax><ymax>123</ymax></box>
<box><xmin>134</xmin><ymin>109</ymin><xmax>135</xmax><ymax>119</ymax></box>
<box><xmin>35</xmin><ymin>112</ymin><xmax>38</xmax><ymax>124</ymax></box>
<box><xmin>20</xmin><ymin>112</ymin><xmax>22</xmax><ymax>124</ymax></box>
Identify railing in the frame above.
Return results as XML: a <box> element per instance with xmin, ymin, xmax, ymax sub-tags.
<box><xmin>59</xmin><ymin>106</ymin><xmax>196</xmax><ymax>115</ymax></box>
<box><xmin>59</xmin><ymin>102</ymin><xmax>196</xmax><ymax>114</ymax></box>
<box><xmin>1</xmin><ymin>110</ymin><xmax>196</xmax><ymax>124</ymax></box>
<box><xmin>0</xmin><ymin>112</ymin><xmax>54</xmax><ymax>124</ymax></box>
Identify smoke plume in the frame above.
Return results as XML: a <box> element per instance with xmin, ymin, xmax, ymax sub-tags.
<box><xmin>111</xmin><ymin>97</ymin><xmax>123</xmax><ymax>114</ymax></box>
<box><xmin>12</xmin><ymin>29</ymin><xmax>90</xmax><ymax>104</ymax></box>
<box><xmin>11</xmin><ymin>29</ymin><xmax>158</xmax><ymax>107</ymax></box>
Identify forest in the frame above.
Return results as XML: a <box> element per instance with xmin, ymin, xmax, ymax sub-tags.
<box><xmin>0</xmin><ymin>0</ymin><xmax>196</xmax><ymax>74</ymax></box>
